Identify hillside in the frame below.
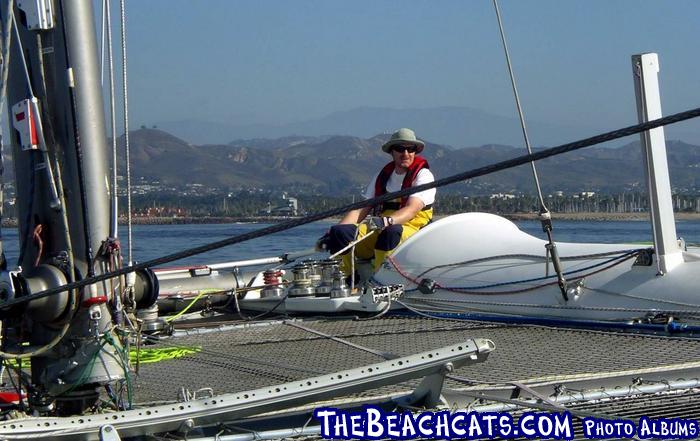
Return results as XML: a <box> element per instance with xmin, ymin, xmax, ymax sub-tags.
<box><xmin>4</xmin><ymin>129</ymin><xmax>699</xmax><ymax>195</ymax></box>
<box><xmin>118</xmin><ymin>129</ymin><xmax>700</xmax><ymax>195</ymax></box>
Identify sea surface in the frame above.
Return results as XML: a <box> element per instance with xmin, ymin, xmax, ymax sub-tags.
<box><xmin>2</xmin><ymin>218</ymin><xmax>700</xmax><ymax>268</ymax></box>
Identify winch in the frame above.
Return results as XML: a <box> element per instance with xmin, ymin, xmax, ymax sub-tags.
<box><xmin>261</xmin><ymin>269</ymin><xmax>285</xmax><ymax>298</ymax></box>
<box><xmin>288</xmin><ymin>263</ymin><xmax>314</xmax><ymax>297</ymax></box>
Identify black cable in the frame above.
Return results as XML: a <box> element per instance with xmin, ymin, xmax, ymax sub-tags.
<box><xmin>414</xmin><ymin>248</ymin><xmax>645</xmax><ymax>279</ymax></box>
<box><xmin>16</xmin><ymin>152</ymin><xmax>36</xmax><ymax>266</ymax></box>
<box><xmin>2</xmin><ymin>105</ymin><xmax>700</xmax><ymax>310</ymax></box>
<box><xmin>58</xmin><ymin>0</ymin><xmax>97</xmax><ymax>276</ymax></box>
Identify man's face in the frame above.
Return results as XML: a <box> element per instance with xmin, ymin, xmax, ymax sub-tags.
<box><xmin>390</xmin><ymin>144</ymin><xmax>417</xmax><ymax>171</ymax></box>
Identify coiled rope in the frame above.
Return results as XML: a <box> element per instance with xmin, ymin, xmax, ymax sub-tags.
<box><xmin>1</xmin><ymin>105</ymin><xmax>700</xmax><ymax>310</ymax></box>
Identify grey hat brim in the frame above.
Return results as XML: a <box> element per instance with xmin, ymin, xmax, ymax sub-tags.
<box><xmin>381</xmin><ymin>139</ymin><xmax>425</xmax><ymax>154</ymax></box>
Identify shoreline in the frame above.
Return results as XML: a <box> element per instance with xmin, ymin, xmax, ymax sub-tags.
<box><xmin>501</xmin><ymin>212</ymin><xmax>700</xmax><ymax>222</ymax></box>
<box><xmin>3</xmin><ymin>212</ymin><xmax>700</xmax><ymax>227</ymax></box>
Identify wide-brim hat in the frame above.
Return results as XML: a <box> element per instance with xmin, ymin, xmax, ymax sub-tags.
<box><xmin>381</xmin><ymin>128</ymin><xmax>425</xmax><ymax>154</ymax></box>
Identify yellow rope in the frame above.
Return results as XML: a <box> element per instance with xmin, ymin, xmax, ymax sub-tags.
<box><xmin>4</xmin><ymin>345</ymin><xmax>202</xmax><ymax>369</ymax></box>
<box><xmin>132</xmin><ymin>346</ymin><xmax>201</xmax><ymax>364</ymax></box>
<box><xmin>164</xmin><ymin>288</ymin><xmax>222</xmax><ymax>323</ymax></box>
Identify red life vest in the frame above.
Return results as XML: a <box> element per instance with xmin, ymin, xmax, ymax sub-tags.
<box><xmin>373</xmin><ymin>155</ymin><xmax>430</xmax><ymax>210</ymax></box>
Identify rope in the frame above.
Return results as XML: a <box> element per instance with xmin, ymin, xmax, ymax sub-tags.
<box><xmin>329</xmin><ymin>229</ymin><xmax>376</xmax><ymax>259</ymax></box>
<box><xmin>283</xmin><ymin>321</ymin><xmax>398</xmax><ymax>360</ymax></box>
<box><xmin>104</xmin><ymin>0</ymin><xmax>119</xmax><ymax>238</ymax></box>
<box><xmin>439</xmin><ymin>251</ymin><xmax>638</xmax><ymax>294</ymax></box>
<box><xmin>414</xmin><ymin>248</ymin><xmax>645</xmax><ymax>279</ymax></box>
<box><xmin>400</xmin><ymin>292</ymin><xmax>700</xmax><ymax>317</ymax></box>
<box><xmin>119</xmin><ymin>0</ymin><xmax>133</xmax><ymax>263</ymax></box>
<box><xmin>2</xmin><ymin>106</ymin><xmax>700</xmax><ymax>310</ymax></box>
<box><xmin>388</xmin><ymin>250</ymin><xmax>639</xmax><ymax>295</ymax></box>
<box><xmin>164</xmin><ymin>288</ymin><xmax>220</xmax><ymax>323</ymax></box>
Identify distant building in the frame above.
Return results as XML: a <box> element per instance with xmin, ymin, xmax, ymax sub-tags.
<box><xmin>489</xmin><ymin>193</ymin><xmax>516</xmax><ymax>200</ymax></box>
<box><xmin>259</xmin><ymin>193</ymin><xmax>299</xmax><ymax>216</ymax></box>
<box><xmin>135</xmin><ymin>206</ymin><xmax>188</xmax><ymax>217</ymax></box>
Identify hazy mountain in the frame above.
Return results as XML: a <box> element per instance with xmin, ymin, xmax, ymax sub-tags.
<box><xmin>155</xmin><ymin>106</ymin><xmax>608</xmax><ymax>148</ymax></box>
<box><xmin>120</xmin><ymin>129</ymin><xmax>700</xmax><ymax>195</ymax></box>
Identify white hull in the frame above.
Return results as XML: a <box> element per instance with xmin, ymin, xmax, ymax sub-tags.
<box><xmin>373</xmin><ymin>212</ymin><xmax>700</xmax><ymax>323</ymax></box>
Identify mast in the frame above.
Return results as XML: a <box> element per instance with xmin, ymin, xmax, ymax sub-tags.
<box><xmin>0</xmin><ymin>0</ymin><xmax>156</xmax><ymax>415</ymax></box>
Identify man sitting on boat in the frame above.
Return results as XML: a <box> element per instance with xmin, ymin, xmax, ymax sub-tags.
<box><xmin>325</xmin><ymin>128</ymin><xmax>436</xmax><ymax>274</ymax></box>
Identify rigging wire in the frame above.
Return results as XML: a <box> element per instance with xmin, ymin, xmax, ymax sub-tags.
<box><xmin>119</xmin><ymin>0</ymin><xmax>133</xmax><ymax>264</ymax></box>
<box><xmin>492</xmin><ymin>0</ymin><xmax>545</xmax><ymax>212</ymax></box>
<box><xmin>104</xmin><ymin>0</ymin><xmax>119</xmax><ymax>239</ymax></box>
<box><xmin>10</xmin><ymin>8</ymin><xmax>33</xmax><ymax>97</ymax></box>
<box><xmin>492</xmin><ymin>0</ymin><xmax>568</xmax><ymax>300</ymax></box>
<box><xmin>99</xmin><ymin>0</ymin><xmax>105</xmax><ymax>84</ymax></box>
<box><xmin>1</xmin><ymin>105</ymin><xmax>700</xmax><ymax>310</ymax></box>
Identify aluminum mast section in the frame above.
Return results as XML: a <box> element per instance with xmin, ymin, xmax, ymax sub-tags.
<box><xmin>632</xmin><ymin>53</ymin><xmax>682</xmax><ymax>274</ymax></box>
<box><xmin>0</xmin><ymin>0</ymin><xmax>153</xmax><ymax>415</ymax></box>
<box><xmin>62</xmin><ymin>0</ymin><xmax>111</xmax><ymax>250</ymax></box>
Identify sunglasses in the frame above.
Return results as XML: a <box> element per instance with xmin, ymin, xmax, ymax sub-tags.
<box><xmin>392</xmin><ymin>145</ymin><xmax>417</xmax><ymax>153</ymax></box>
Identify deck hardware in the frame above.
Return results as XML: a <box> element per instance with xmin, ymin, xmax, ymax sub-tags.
<box><xmin>17</xmin><ymin>0</ymin><xmax>54</xmax><ymax>30</ymax></box>
<box><xmin>396</xmin><ymin>363</ymin><xmax>455</xmax><ymax>409</ymax></box>
<box><xmin>633</xmin><ymin>248</ymin><xmax>654</xmax><ymax>266</ymax></box>
<box><xmin>418</xmin><ymin>278</ymin><xmax>437</xmax><ymax>294</ymax></box>
<box><xmin>330</xmin><ymin>269</ymin><xmax>350</xmax><ymax>298</ymax></box>
<box><xmin>509</xmin><ymin>381</ymin><xmax>565</xmax><ymax>410</ymax></box>
<box><xmin>189</xmin><ymin>267</ymin><xmax>212</xmax><ymax>277</ymax></box>
<box><xmin>99</xmin><ymin>424</ymin><xmax>121</xmax><ymax>441</ymax></box>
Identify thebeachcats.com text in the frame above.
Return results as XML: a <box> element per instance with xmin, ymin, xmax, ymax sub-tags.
<box><xmin>314</xmin><ymin>407</ymin><xmax>699</xmax><ymax>440</ymax></box>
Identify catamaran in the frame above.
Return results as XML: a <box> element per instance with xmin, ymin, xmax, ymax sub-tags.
<box><xmin>1</xmin><ymin>1</ymin><xmax>700</xmax><ymax>440</ymax></box>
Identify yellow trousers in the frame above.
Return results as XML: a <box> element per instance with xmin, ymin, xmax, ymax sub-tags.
<box><xmin>342</xmin><ymin>208</ymin><xmax>433</xmax><ymax>273</ymax></box>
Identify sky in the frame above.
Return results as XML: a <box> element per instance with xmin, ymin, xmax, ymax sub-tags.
<box><xmin>103</xmin><ymin>0</ymin><xmax>700</xmax><ymax>143</ymax></box>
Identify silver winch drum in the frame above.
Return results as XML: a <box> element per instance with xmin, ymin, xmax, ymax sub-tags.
<box><xmin>288</xmin><ymin>263</ymin><xmax>314</xmax><ymax>297</ymax></box>
<box><xmin>315</xmin><ymin>259</ymin><xmax>339</xmax><ymax>296</ymax></box>
<box><xmin>330</xmin><ymin>269</ymin><xmax>350</xmax><ymax>298</ymax></box>
<box><xmin>305</xmin><ymin>259</ymin><xmax>323</xmax><ymax>289</ymax></box>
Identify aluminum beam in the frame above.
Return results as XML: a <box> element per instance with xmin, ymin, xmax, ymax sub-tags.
<box><xmin>632</xmin><ymin>53</ymin><xmax>682</xmax><ymax>273</ymax></box>
<box><xmin>0</xmin><ymin>338</ymin><xmax>494</xmax><ymax>440</ymax></box>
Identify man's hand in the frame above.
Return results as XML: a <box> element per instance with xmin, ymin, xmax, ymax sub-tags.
<box><xmin>368</xmin><ymin>216</ymin><xmax>393</xmax><ymax>231</ymax></box>
<box><xmin>315</xmin><ymin>231</ymin><xmax>331</xmax><ymax>251</ymax></box>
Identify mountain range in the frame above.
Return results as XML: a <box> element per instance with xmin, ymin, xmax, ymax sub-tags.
<box><xmin>154</xmin><ymin>106</ymin><xmax>700</xmax><ymax>148</ymax></box>
<box><xmin>117</xmin><ymin>128</ymin><xmax>700</xmax><ymax>195</ymax></box>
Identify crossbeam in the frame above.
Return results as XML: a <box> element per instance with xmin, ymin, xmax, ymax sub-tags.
<box><xmin>0</xmin><ymin>338</ymin><xmax>494</xmax><ymax>440</ymax></box>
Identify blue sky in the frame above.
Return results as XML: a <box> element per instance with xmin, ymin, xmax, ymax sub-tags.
<box><xmin>109</xmin><ymin>0</ymin><xmax>700</xmax><ymax>142</ymax></box>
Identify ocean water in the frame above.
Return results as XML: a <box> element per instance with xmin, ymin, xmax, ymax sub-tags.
<box><xmin>2</xmin><ymin>218</ymin><xmax>700</xmax><ymax>268</ymax></box>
